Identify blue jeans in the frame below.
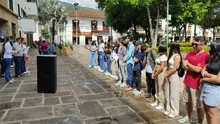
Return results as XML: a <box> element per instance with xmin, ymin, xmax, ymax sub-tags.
<box><xmin>41</xmin><ymin>50</ymin><xmax>48</xmax><ymax>55</ymax></box>
<box><xmin>127</xmin><ymin>63</ymin><xmax>133</xmax><ymax>88</ymax></box>
<box><xmin>99</xmin><ymin>51</ymin><xmax>106</xmax><ymax>71</ymax></box>
<box><xmin>4</xmin><ymin>58</ymin><xmax>12</xmax><ymax>81</ymax></box>
<box><xmin>106</xmin><ymin>56</ymin><xmax>111</xmax><ymax>73</ymax></box>
<box><xmin>14</xmin><ymin>56</ymin><xmax>22</xmax><ymax>76</ymax></box>
<box><xmin>89</xmin><ymin>51</ymin><xmax>97</xmax><ymax>67</ymax></box>
<box><xmin>21</xmin><ymin>55</ymin><xmax>26</xmax><ymax>73</ymax></box>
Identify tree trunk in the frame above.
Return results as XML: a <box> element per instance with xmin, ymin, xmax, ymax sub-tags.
<box><xmin>146</xmin><ymin>6</ymin><xmax>154</xmax><ymax>46</ymax></box>
<box><xmin>213</xmin><ymin>27</ymin><xmax>216</xmax><ymax>41</ymax></box>
<box><xmin>202</xmin><ymin>28</ymin><xmax>205</xmax><ymax>40</ymax></box>
<box><xmin>194</xmin><ymin>24</ymin><xmax>197</xmax><ymax>37</ymax></box>
<box><xmin>184</xmin><ymin>25</ymin><xmax>187</xmax><ymax>42</ymax></box>
<box><xmin>52</xmin><ymin>20</ymin><xmax>55</xmax><ymax>44</ymax></box>
<box><xmin>154</xmin><ymin>5</ymin><xmax>160</xmax><ymax>46</ymax></box>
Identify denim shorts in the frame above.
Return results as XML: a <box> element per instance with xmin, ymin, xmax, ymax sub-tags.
<box><xmin>200</xmin><ymin>83</ymin><xmax>220</xmax><ymax>107</ymax></box>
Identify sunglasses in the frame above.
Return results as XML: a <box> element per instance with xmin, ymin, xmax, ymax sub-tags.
<box><xmin>192</xmin><ymin>43</ymin><xmax>202</xmax><ymax>46</ymax></box>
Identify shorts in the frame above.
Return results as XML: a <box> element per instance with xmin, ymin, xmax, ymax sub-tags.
<box><xmin>200</xmin><ymin>83</ymin><xmax>220</xmax><ymax>107</ymax></box>
<box><xmin>182</xmin><ymin>85</ymin><xmax>202</xmax><ymax>109</ymax></box>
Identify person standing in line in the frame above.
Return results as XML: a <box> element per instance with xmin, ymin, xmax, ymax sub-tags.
<box><xmin>13</xmin><ymin>38</ymin><xmax>24</xmax><ymax>78</ymax></box>
<box><xmin>132</xmin><ymin>41</ymin><xmax>146</xmax><ymax>96</ymax></box>
<box><xmin>37</xmin><ymin>36</ymin><xmax>43</xmax><ymax>55</ymax></box>
<box><xmin>0</xmin><ymin>38</ymin><xmax>5</xmax><ymax>77</ymax></box>
<box><xmin>115</xmin><ymin>40</ymin><xmax>127</xmax><ymax>87</ymax></box>
<box><xmin>21</xmin><ymin>38</ymin><xmax>29</xmax><ymax>74</ymax></box>
<box><xmin>8</xmin><ymin>36</ymin><xmax>14</xmax><ymax>68</ymax></box>
<box><xmin>40</xmin><ymin>40</ymin><xmax>49</xmax><ymax>55</ymax></box>
<box><xmin>96</xmin><ymin>39</ymin><xmax>100</xmax><ymax>69</ymax></box>
<box><xmin>145</xmin><ymin>45</ymin><xmax>157</xmax><ymax>102</ymax></box>
<box><xmin>110</xmin><ymin>42</ymin><xmax>119</xmax><ymax>79</ymax></box>
<box><xmin>104</xmin><ymin>43</ymin><xmax>112</xmax><ymax>75</ymax></box>
<box><xmin>200</xmin><ymin>41</ymin><xmax>220</xmax><ymax>124</ymax></box>
<box><xmin>88</xmin><ymin>40</ymin><xmax>98</xmax><ymax>68</ymax></box>
<box><xmin>98</xmin><ymin>39</ymin><xmax>106</xmax><ymax>72</ymax></box>
<box><xmin>4</xmin><ymin>37</ymin><xmax>17</xmax><ymax>83</ymax></box>
<box><xmin>151</xmin><ymin>45</ymin><xmax>167</xmax><ymax>110</ymax></box>
<box><xmin>164</xmin><ymin>42</ymin><xmax>181</xmax><ymax>118</ymax></box>
<box><xmin>124</xmin><ymin>35</ymin><xmax>135</xmax><ymax>91</ymax></box>
<box><xmin>178</xmin><ymin>36</ymin><xmax>209</xmax><ymax>124</ymax></box>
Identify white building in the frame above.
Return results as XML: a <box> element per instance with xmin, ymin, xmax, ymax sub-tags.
<box><xmin>16</xmin><ymin>0</ymin><xmax>38</xmax><ymax>46</ymax></box>
<box><xmin>63</xmin><ymin>10</ymin><xmax>120</xmax><ymax>45</ymax></box>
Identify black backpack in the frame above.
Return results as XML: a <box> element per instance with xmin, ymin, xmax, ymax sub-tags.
<box><xmin>178</xmin><ymin>60</ymin><xmax>185</xmax><ymax>77</ymax></box>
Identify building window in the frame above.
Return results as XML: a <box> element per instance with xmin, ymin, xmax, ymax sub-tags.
<box><xmin>72</xmin><ymin>20</ymin><xmax>79</xmax><ymax>31</ymax></box>
<box><xmin>9</xmin><ymin>0</ymin><xmax>13</xmax><ymax>11</ymax></box>
<box><xmin>11</xmin><ymin>23</ymin><xmax>16</xmax><ymax>40</ymax></box>
<box><xmin>27</xmin><ymin>0</ymin><xmax>35</xmax><ymax>2</ymax></box>
<box><xmin>91</xmin><ymin>20</ymin><xmax>97</xmax><ymax>31</ymax></box>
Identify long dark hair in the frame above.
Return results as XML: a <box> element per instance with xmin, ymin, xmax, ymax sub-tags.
<box><xmin>167</xmin><ymin>42</ymin><xmax>182</xmax><ymax>63</ymax></box>
<box><xmin>91</xmin><ymin>40</ymin><xmax>96</xmax><ymax>45</ymax></box>
<box><xmin>158</xmin><ymin>44</ymin><xmax>167</xmax><ymax>56</ymax></box>
<box><xmin>208</xmin><ymin>41</ymin><xmax>220</xmax><ymax>64</ymax></box>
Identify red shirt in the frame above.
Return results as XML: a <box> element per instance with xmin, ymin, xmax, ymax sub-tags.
<box><xmin>40</xmin><ymin>43</ymin><xmax>48</xmax><ymax>51</ymax></box>
<box><xmin>184</xmin><ymin>51</ymin><xmax>209</xmax><ymax>89</ymax></box>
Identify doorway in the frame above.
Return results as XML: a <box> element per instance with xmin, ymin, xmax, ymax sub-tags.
<box><xmin>86</xmin><ymin>37</ymin><xmax>92</xmax><ymax>45</ymax></box>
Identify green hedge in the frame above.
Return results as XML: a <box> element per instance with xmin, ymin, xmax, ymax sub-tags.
<box><xmin>151</xmin><ymin>44</ymin><xmax>210</xmax><ymax>52</ymax></box>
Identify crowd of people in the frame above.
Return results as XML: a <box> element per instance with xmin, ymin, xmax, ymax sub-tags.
<box><xmin>35</xmin><ymin>36</ymin><xmax>56</xmax><ymax>55</ymax></box>
<box><xmin>0</xmin><ymin>36</ymin><xmax>30</xmax><ymax>83</ymax></box>
<box><xmin>87</xmin><ymin>35</ymin><xmax>220</xmax><ymax>124</ymax></box>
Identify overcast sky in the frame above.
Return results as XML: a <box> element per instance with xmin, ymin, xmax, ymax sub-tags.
<box><xmin>60</xmin><ymin>0</ymin><xmax>98</xmax><ymax>9</ymax></box>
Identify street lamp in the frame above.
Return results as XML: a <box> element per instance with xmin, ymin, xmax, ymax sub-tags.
<box><xmin>74</xmin><ymin>2</ymin><xmax>79</xmax><ymax>57</ymax></box>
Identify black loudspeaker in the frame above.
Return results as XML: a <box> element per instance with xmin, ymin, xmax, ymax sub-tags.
<box><xmin>37</xmin><ymin>55</ymin><xmax>57</xmax><ymax>93</ymax></box>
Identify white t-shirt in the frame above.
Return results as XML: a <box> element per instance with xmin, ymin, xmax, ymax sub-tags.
<box><xmin>155</xmin><ymin>54</ymin><xmax>167</xmax><ymax>65</ymax></box>
<box><xmin>99</xmin><ymin>43</ymin><xmax>104</xmax><ymax>51</ymax></box>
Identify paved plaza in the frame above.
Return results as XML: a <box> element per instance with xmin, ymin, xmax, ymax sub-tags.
<box><xmin>0</xmin><ymin>47</ymin><xmax>212</xmax><ymax>124</ymax></box>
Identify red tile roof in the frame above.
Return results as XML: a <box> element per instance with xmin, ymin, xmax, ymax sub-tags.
<box><xmin>68</xmin><ymin>10</ymin><xmax>105</xmax><ymax>19</ymax></box>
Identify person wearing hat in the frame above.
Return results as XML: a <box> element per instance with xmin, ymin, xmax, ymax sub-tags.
<box><xmin>132</xmin><ymin>41</ymin><xmax>145</xmax><ymax>95</ymax></box>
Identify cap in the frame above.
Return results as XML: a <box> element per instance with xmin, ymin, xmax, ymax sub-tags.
<box><xmin>135</xmin><ymin>41</ymin><xmax>143</xmax><ymax>45</ymax></box>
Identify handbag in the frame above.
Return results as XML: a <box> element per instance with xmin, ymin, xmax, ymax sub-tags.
<box><xmin>178</xmin><ymin>60</ymin><xmax>185</xmax><ymax>77</ymax></box>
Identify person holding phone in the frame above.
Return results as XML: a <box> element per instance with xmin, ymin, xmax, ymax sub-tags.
<box><xmin>3</xmin><ymin>37</ymin><xmax>17</xmax><ymax>83</ymax></box>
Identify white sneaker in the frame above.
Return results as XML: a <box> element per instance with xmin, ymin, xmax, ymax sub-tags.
<box><xmin>89</xmin><ymin>66</ymin><xmax>92</xmax><ymax>68</ymax></box>
<box><xmin>94</xmin><ymin>66</ymin><xmax>98</xmax><ymax>69</ymax></box>
<box><xmin>134</xmin><ymin>91</ymin><xmax>141</xmax><ymax>96</ymax></box>
<box><xmin>120</xmin><ymin>82</ymin><xmax>127</xmax><ymax>88</ymax></box>
<box><xmin>168</xmin><ymin>113</ymin><xmax>175</xmax><ymax>118</ymax></box>
<box><xmin>178</xmin><ymin>116</ymin><xmax>190</xmax><ymax>123</ymax></box>
<box><xmin>113</xmin><ymin>75</ymin><xmax>118</xmax><ymax>79</ymax></box>
<box><xmin>151</xmin><ymin>101</ymin><xmax>158</xmax><ymax>107</ymax></box>
<box><xmin>99</xmin><ymin>70</ymin><xmax>104</xmax><ymax>72</ymax></box>
<box><xmin>132</xmin><ymin>89</ymin><xmax>138</xmax><ymax>95</ymax></box>
<box><xmin>163</xmin><ymin>111</ymin><xmax>169</xmax><ymax>116</ymax></box>
<box><xmin>155</xmin><ymin>105</ymin><xmax>164</xmax><ymax>110</ymax></box>
<box><xmin>8</xmin><ymin>80</ymin><xmax>13</xmax><ymax>83</ymax></box>
<box><xmin>115</xmin><ymin>81</ymin><xmax>121</xmax><ymax>86</ymax></box>
<box><xmin>105</xmin><ymin>72</ymin><xmax>110</xmax><ymax>75</ymax></box>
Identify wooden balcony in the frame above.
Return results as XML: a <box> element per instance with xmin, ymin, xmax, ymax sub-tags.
<box><xmin>91</xmin><ymin>26</ymin><xmax>110</xmax><ymax>32</ymax></box>
<box><xmin>72</xmin><ymin>27</ymin><xmax>80</xmax><ymax>32</ymax></box>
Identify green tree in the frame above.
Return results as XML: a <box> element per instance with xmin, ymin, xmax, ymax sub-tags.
<box><xmin>38</xmin><ymin>0</ymin><xmax>67</xmax><ymax>43</ymax></box>
<box><xmin>198</xmin><ymin>0</ymin><xmax>220</xmax><ymax>39</ymax></box>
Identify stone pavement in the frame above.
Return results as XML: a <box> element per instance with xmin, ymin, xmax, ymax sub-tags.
<box><xmin>0</xmin><ymin>47</ymin><xmax>211</xmax><ymax>124</ymax></box>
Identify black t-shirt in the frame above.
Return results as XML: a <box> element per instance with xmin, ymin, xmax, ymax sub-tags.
<box><xmin>206</xmin><ymin>60</ymin><xmax>220</xmax><ymax>75</ymax></box>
